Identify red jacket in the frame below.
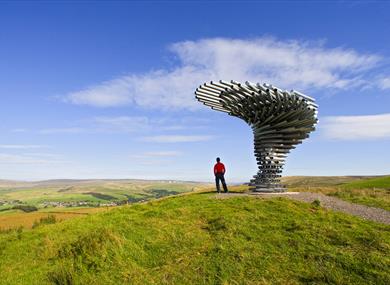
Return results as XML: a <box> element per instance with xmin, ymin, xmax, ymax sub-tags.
<box><xmin>214</xmin><ymin>162</ymin><xmax>226</xmax><ymax>174</ymax></box>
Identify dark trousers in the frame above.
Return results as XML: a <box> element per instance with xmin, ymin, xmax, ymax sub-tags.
<box><xmin>215</xmin><ymin>173</ymin><xmax>228</xmax><ymax>193</ymax></box>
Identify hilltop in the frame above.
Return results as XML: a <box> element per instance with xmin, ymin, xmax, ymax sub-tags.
<box><xmin>0</xmin><ymin>189</ymin><xmax>389</xmax><ymax>284</ymax></box>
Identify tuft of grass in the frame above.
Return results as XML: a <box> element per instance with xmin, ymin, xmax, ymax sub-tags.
<box><xmin>47</xmin><ymin>264</ymin><xmax>74</xmax><ymax>285</ymax></box>
<box><xmin>311</xmin><ymin>199</ymin><xmax>321</xmax><ymax>208</ymax></box>
<box><xmin>32</xmin><ymin>215</ymin><xmax>57</xmax><ymax>229</ymax></box>
<box><xmin>0</xmin><ymin>192</ymin><xmax>389</xmax><ymax>284</ymax></box>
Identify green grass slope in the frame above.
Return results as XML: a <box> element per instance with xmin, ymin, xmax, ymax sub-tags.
<box><xmin>341</xmin><ymin>176</ymin><xmax>390</xmax><ymax>190</ymax></box>
<box><xmin>286</xmin><ymin>176</ymin><xmax>390</xmax><ymax>211</ymax></box>
<box><xmin>1</xmin><ymin>193</ymin><xmax>389</xmax><ymax>285</ymax></box>
<box><xmin>281</xmin><ymin>176</ymin><xmax>374</xmax><ymax>188</ymax></box>
<box><xmin>329</xmin><ymin>176</ymin><xmax>390</xmax><ymax>211</ymax></box>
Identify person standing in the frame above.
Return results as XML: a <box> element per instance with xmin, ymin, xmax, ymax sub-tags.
<box><xmin>214</xmin><ymin>157</ymin><xmax>228</xmax><ymax>193</ymax></box>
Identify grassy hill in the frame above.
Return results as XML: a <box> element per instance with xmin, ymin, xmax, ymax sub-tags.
<box><xmin>0</xmin><ymin>191</ymin><xmax>389</xmax><ymax>284</ymax></box>
<box><xmin>281</xmin><ymin>176</ymin><xmax>376</xmax><ymax>187</ymax></box>
<box><xmin>340</xmin><ymin>176</ymin><xmax>390</xmax><ymax>190</ymax></box>
<box><xmin>281</xmin><ymin>175</ymin><xmax>389</xmax><ymax>188</ymax></box>
<box><xmin>285</xmin><ymin>175</ymin><xmax>390</xmax><ymax>211</ymax></box>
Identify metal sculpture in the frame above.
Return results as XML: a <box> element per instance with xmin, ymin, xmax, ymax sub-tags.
<box><xmin>195</xmin><ymin>80</ymin><xmax>318</xmax><ymax>192</ymax></box>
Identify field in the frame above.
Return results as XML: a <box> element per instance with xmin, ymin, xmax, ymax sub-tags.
<box><xmin>0</xmin><ymin>191</ymin><xmax>389</xmax><ymax>284</ymax></box>
<box><xmin>0</xmin><ymin>179</ymin><xmax>207</xmax><ymax>206</ymax></box>
<box><xmin>283</xmin><ymin>176</ymin><xmax>390</xmax><ymax>211</ymax></box>
<box><xmin>0</xmin><ymin>180</ymin><xmax>210</xmax><ymax>229</ymax></box>
<box><xmin>0</xmin><ymin>207</ymin><xmax>111</xmax><ymax>230</ymax></box>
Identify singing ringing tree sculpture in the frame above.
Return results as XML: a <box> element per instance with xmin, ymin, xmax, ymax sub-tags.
<box><xmin>195</xmin><ymin>80</ymin><xmax>318</xmax><ymax>192</ymax></box>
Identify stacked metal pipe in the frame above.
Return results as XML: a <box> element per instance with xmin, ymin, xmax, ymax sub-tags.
<box><xmin>195</xmin><ymin>80</ymin><xmax>318</xmax><ymax>192</ymax></box>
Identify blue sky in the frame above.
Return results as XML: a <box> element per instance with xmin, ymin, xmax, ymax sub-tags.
<box><xmin>1</xmin><ymin>1</ymin><xmax>389</xmax><ymax>182</ymax></box>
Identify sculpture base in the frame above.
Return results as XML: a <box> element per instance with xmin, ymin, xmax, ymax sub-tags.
<box><xmin>248</xmin><ymin>185</ymin><xmax>287</xmax><ymax>193</ymax></box>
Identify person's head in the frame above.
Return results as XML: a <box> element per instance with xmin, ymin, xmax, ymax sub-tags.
<box><xmin>216</xmin><ymin>157</ymin><xmax>220</xmax><ymax>162</ymax></box>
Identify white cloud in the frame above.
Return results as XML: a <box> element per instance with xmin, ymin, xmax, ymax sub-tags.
<box><xmin>129</xmin><ymin>151</ymin><xmax>182</xmax><ymax>166</ymax></box>
<box><xmin>0</xmin><ymin>153</ymin><xmax>67</xmax><ymax>164</ymax></box>
<box><xmin>39</xmin><ymin>127</ymin><xmax>84</xmax><ymax>134</ymax></box>
<box><xmin>130</xmin><ymin>151</ymin><xmax>182</xmax><ymax>158</ymax></box>
<box><xmin>93</xmin><ymin>116</ymin><xmax>150</xmax><ymax>133</ymax></box>
<box><xmin>171</xmin><ymin>38</ymin><xmax>379</xmax><ymax>89</ymax></box>
<box><xmin>11</xmin><ymin>129</ymin><xmax>27</xmax><ymax>133</ymax></box>
<box><xmin>142</xmin><ymin>151</ymin><xmax>182</xmax><ymax>157</ymax></box>
<box><xmin>34</xmin><ymin>116</ymin><xmax>207</xmax><ymax>136</ymax></box>
<box><xmin>22</xmin><ymin>152</ymin><xmax>64</xmax><ymax>159</ymax></box>
<box><xmin>64</xmin><ymin>37</ymin><xmax>382</xmax><ymax>109</ymax></box>
<box><xmin>378</xmin><ymin>77</ymin><xmax>390</xmax><ymax>89</ymax></box>
<box><xmin>0</xmin><ymin>144</ymin><xmax>47</xmax><ymax>149</ymax></box>
<box><xmin>322</xmin><ymin>113</ymin><xmax>390</xmax><ymax>140</ymax></box>
<box><xmin>37</xmin><ymin>118</ymin><xmax>149</xmax><ymax>135</ymax></box>
<box><xmin>141</xmin><ymin>135</ymin><xmax>214</xmax><ymax>143</ymax></box>
<box><xmin>65</xmin><ymin>66</ymin><xmax>209</xmax><ymax>109</ymax></box>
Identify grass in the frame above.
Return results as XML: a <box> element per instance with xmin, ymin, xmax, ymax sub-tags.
<box><xmin>1</xmin><ymin>176</ymin><xmax>389</xmax><ymax>232</ymax></box>
<box><xmin>281</xmin><ymin>176</ymin><xmax>374</xmax><ymax>187</ymax></box>
<box><xmin>0</xmin><ymin>207</ymin><xmax>111</xmax><ymax>230</ymax></box>
<box><xmin>287</xmin><ymin>176</ymin><xmax>390</xmax><ymax>211</ymax></box>
<box><xmin>341</xmin><ymin>176</ymin><xmax>390</xmax><ymax>190</ymax></box>
<box><xmin>0</xmin><ymin>191</ymin><xmax>389</xmax><ymax>284</ymax></box>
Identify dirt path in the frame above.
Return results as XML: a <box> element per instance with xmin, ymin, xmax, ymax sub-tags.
<box><xmin>216</xmin><ymin>192</ymin><xmax>390</xmax><ymax>225</ymax></box>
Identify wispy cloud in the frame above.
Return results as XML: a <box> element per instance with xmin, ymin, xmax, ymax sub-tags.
<box><xmin>0</xmin><ymin>144</ymin><xmax>47</xmax><ymax>149</ymax></box>
<box><xmin>129</xmin><ymin>150</ymin><xmax>182</xmax><ymax>166</ymax></box>
<box><xmin>92</xmin><ymin>116</ymin><xmax>150</xmax><ymax>133</ymax></box>
<box><xmin>141</xmin><ymin>135</ymin><xmax>214</xmax><ymax>143</ymax></box>
<box><xmin>39</xmin><ymin>127</ymin><xmax>84</xmax><ymax>134</ymax></box>
<box><xmin>322</xmin><ymin>113</ymin><xmax>390</xmax><ymax>140</ymax></box>
<box><xmin>144</xmin><ymin>151</ymin><xmax>181</xmax><ymax>157</ymax></box>
<box><xmin>11</xmin><ymin>129</ymin><xmax>27</xmax><ymax>133</ymax></box>
<box><xmin>36</xmin><ymin>116</ymin><xmax>209</xmax><ymax>136</ymax></box>
<box><xmin>63</xmin><ymin>37</ymin><xmax>383</xmax><ymax>109</ymax></box>
<box><xmin>0</xmin><ymin>153</ymin><xmax>68</xmax><ymax>164</ymax></box>
<box><xmin>37</xmin><ymin>118</ymin><xmax>148</xmax><ymax>135</ymax></box>
<box><xmin>171</xmin><ymin>38</ymin><xmax>380</xmax><ymax>89</ymax></box>
<box><xmin>65</xmin><ymin>66</ymin><xmax>207</xmax><ymax>109</ymax></box>
<box><xmin>378</xmin><ymin>77</ymin><xmax>390</xmax><ymax>89</ymax></box>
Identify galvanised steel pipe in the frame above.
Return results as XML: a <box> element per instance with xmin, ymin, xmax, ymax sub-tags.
<box><xmin>195</xmin><ymin>80</ymin><xmax>318</xmax><ymax>192</ymax></box>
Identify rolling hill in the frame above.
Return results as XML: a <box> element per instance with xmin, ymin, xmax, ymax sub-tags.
<box><xmin>0</xmin><ymin>179</ymin><xmax>210</xmax><ymax>209</ymax></box>
<box><xmin>0</xmin><ymin>191</ymin><xmax>389</xmax><ymax>284</ymax></box>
